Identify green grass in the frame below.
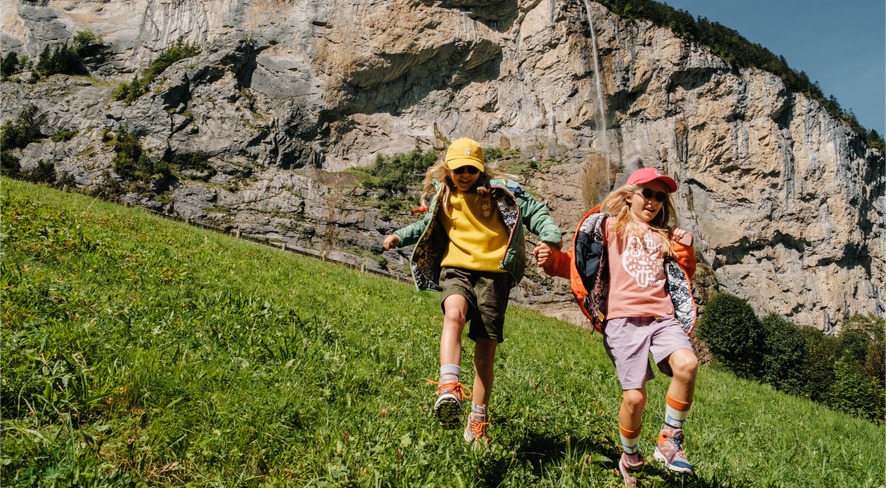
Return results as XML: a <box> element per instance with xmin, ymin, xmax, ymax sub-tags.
<box><xmin>1</xmin><ymin>177</ymin><xmax>883</xmax><ymax>487</ymax></box>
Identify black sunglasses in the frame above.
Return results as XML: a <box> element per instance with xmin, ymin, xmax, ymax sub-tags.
<box><xmin>452</xmin><ymin>166</ymin><xmax>480</xmax><ymax>175</ymax></box>
<box><xmin>636</xmin><ymin>188</ymin><xmax>668</xmax><ymax>202</ymax></box>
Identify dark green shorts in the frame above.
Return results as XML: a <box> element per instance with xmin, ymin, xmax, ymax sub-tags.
<box><xmin>439</xmin><ymin>267</ymin><xmax>514</xmax><ymax>343</ymax></box>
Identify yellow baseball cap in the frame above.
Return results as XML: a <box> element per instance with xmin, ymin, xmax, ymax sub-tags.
<box><xmin>445</xmin><ymin>138</ymin><xmax>485</xmax><ymax>172</ymax></box>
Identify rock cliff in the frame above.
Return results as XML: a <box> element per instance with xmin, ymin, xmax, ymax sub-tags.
<box><xmin>2</xmin><ymin>0</ymin><xmax>882</xmax><ymax>331</ymax></box>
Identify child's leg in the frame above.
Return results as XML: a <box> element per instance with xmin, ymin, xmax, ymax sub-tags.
<box><xmin>665</xmin><ymin>348</ymin><xmax>697</xmax><ymax>406</ymax></box>
<box><xmin>439</xmin><ymin>294</ymin><xmax>469</xmax><ymax>375</ymax></box>
<box><xmin>601</xmin><ymin>316</ymin><xmax>655</xmax><ymax>471</ymax></box>
<box><xmin>618</xmin><ymin>388</ymin><xmax>647</xmax><ymax>487</ymax></box>
<box><xmin>464</xmin><ymin>337</ymin><xmax>496</xmax><ymax>447</ymax></box>
<box><xmin>619</xmin><ymin>387</ymin><xmax>647</xmax><ymax>433</ymax></box>
<box><xmin>654</xmin><ymin>347</ymin><xmax>698</xmax><ymax>473</ymax></box>
<box><xmin>471</xmin><ymin>337</ymin><xmax>497</xmax><ymax>409</ymax></box>
<box><xmin>432</xmin><ymin>294</ymin><xmax>471</xmax><ymax>430</ymax></box>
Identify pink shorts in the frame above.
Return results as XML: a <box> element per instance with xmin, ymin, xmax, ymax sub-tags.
<box><xmin>602</xmin><ymin>316</ymin><xmax>693</xmax><ymax>390</ymax></box>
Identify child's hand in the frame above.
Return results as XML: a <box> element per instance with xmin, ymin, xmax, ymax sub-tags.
<box><xmin>533</xmin><ymin>242</ymin><xmax>554</xmax><ymax>266</ymax></box>
<box><xmin>383</xmin><ymin>235</ymin><xmax>400</xmax><ymax>250</ymax></box>
<box><xmin>671</xmin><ymin>227</ymin><xmax>692</xmax><ymax>246</ymax></box>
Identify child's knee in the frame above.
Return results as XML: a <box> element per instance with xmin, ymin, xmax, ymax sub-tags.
<box><xmin>443</xmin><ymin>305</ymin><xmax>466</xmax><ymax>324</ymax></box>
<box><xmin>622</xmin><ymin>389</ymin><xmax>647</xmax><ymax>409</ymax></box>
<box><xmin>672</xmin><ymin>352</ymin><xmax>698</xmax><ymax>379</ymax></box>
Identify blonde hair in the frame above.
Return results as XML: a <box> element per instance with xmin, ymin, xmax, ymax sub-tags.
<box><xmin>601</xmin><ymin>183</ymin><xmax>678</xmax><ymax>256</ymax></box>
<box><xmin>420</xmin><ymin>155</ymin><xmax>515</xmax><ymax>217</ymax></box>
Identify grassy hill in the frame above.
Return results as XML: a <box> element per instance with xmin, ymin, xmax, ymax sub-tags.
<box><xmin>2</xmin><ymin>177</ymin><xmax>883</xmax><ymax>487</ymax></box>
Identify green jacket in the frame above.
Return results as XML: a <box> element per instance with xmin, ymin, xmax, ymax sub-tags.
<box><xmin>393</xmin><ymin>178</ymin><xmax>562</xmax><ymax>291</ymax></box>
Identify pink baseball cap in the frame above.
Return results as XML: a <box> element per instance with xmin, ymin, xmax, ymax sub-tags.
<box><xmin>626</xmin><ymin>168</ymin><xmax>677</xmax><ymax>193</ymax></box>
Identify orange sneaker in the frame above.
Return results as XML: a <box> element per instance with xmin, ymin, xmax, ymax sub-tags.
<box><xmin>426</xmin><ymin>379</ymin><xmax>471</xmax><ymax>430</ymax></box>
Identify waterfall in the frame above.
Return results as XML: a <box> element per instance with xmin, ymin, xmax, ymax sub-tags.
<box><xmin>583</xmin><ymin>0</ymin><xmax>611</xmax><ymax>191</ymax></box>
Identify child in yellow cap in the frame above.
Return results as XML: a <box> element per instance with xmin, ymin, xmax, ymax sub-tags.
<box><xmin>384</xmin><ymin>138</ymin><xmax>561</xmax><ymax>447</ymax></box>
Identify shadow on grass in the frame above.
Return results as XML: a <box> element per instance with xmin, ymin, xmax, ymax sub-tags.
<box><xmin>478</xmin><ymin>429</ymin><xmax>750</xmax><ymax>488</ymax></box>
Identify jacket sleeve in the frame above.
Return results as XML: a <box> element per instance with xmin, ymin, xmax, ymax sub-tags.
<box><xmin>542</xmin><ymin>247</ymin><xmax>573</xmax><ymax>279</ymax></box>
<box><xmin>517</xmin><ymin>189</ymin><xmax>563</xmax><ymax>249</ymax></box>
<box><xmin>672</xmin><ymin>242</ymin><xmax>697</xmax><ymax>280</ymax></box>
<box><xmin>392</xmin><ymin>209</ymin><xmax>433</xmax><ymax>247</ymax></box>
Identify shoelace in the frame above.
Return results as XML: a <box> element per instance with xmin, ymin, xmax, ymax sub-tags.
<box><xmin>425</xmin><ymin>378</ymin><xmax>473</xmax><ymax>400</ymax></box>
<box><xmin>467</xmin><ymin>415</ymin><xmax>491</xmax><ymax>439</ymax></box>
<box><xmin>663</xmin><ymin>431</ymin><xmax>686</xmax><ymax>464</ymax></box>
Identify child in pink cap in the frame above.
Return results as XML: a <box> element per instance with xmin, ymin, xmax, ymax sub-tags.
<box><xmin>536</xmin><ymin>167</ymin><xmax>698</xmax><ymax>485</ymax></box>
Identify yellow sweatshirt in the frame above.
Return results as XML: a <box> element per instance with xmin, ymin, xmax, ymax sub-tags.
<box><xmin>439</xmin><ymin>189</ymin><xmax>509</xmax><ymax>272</ymax></box>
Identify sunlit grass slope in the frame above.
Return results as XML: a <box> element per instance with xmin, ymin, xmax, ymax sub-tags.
<box><xmin>2</xmin><ymin>178</ymin><xmax>883</xmax><ymax>488</ymax></box>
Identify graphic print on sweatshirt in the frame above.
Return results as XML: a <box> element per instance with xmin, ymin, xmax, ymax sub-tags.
<box><xmin>622</xmin><ymin>233</ymin><xmax>664</xmax><ymax>288</ymax></box>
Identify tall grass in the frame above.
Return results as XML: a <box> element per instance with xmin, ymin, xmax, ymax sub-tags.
<box><xmin>2</xmin><ymin>178</ymin><xmax>883</xmax><ymax>487</ymax></box>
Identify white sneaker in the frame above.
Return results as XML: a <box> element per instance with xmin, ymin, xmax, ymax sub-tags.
<box><xmin>463</xmin><ymin>412</ymin><xmax>490</xmax><ymax>449</ymax></box>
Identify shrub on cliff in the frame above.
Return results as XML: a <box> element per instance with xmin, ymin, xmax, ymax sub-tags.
<box><xmin>1</xmin><ymin>51</ymin><xmax>18</xmax><ymax>79</ymax></box>
<box><xmin>114</xmin><ymin>36</ymin><xmax>200</xmax><ymax>104</ymax></box>
<box><xmin>697</xmin><ymin>292</ymin><xmax>764</xmax><ymax>379</ymax></box>
<box><xmin>34</xmin><ymin>42</ymin><xmax>81</xmax><ymax>77</ymax></box>
<box><xmin>352</xmin><ymin>148</ymin><xmax>439</xmax><ymax>198</ymax></box>
<box><xmin>0</xmin><ymin>105</ymin><xmax>41</xmax><ymax>149</ymax></box>
<box><xmin>108</xmin><ymin>127</ymin><xmax>170</xmax><ymax>183</ymax></box>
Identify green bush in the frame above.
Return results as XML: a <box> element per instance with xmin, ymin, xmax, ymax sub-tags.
<box><xmin>483</xmin><ymin>147</ymin><xmax>503</xmax><ymax>161</ymax></box>
<box><xmin>21</xmin><ymin>160</ymin><xmax>56</xmax><ymax>185</ymax></box>
<box><xmin>51</xmin><ymin>129</ymin><xmax>78</xmax><ymax>142</ymax></box>
<box><xmin>109</xmin><ymin>128</ymin><xmax>171</xmax><ymax>182</ymax></box>
<box><xmin>1</xmin><ymin>105</ymin><xmax>42</xmax><ymax>149</ymax></box>
<box><xmin>828</xmin><ymin>353</ymin><xmax>885</xmax><ymax>423</ymax></box>
<box><xmin>1</xmin><ymin>50</ymin><xmax>18</xmax><ymax>79</ymax></box>
<box><xmin>172</xmin><ymin>151</ymin><xmax>211</xmax><ymax>171</ymax></box>
<box><xmin>697</xmin><ymin>293</ymin><xmax>764</xmax><ymax>378</ymax></box>
<box><xmin>34</xmin><ymin>42</ymin><xmax>81</xmax><ymax>77</ymax></box>
<box><xmin>759</xmin><ymin>313</ymin><xmax>808</xmax><ymax>395</ymax></box>
<box><xmin>837</xmin><ymin>327</ymin><xmax>871</xmax><ymax>364</ymax></box>
<box><xmin>798</xmin><ymin>326</ymin><xmax>837</xmax><ymax>403</ymax></box>
<box><xmin>72</xmin><ymin>28</ymin><xmax>104</xmax><ymax>57</ymax></box>
<box><xmin>0</xmin><ymin>105</ymin><xmax>43</xmax><ymax>176</ymax></box>
<box><xmin>1</xmin><ymin>150</ymin><xmax>21</xmax><ymax>177</ymax></box>
<box><xmin>862</xmin><ymin>338</ymin><xmax>885</xmax><ymax>394</ymax></box>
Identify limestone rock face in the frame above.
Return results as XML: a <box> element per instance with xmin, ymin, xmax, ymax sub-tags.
<box><xmin>2</xmin><ymin>0</ymin><xmax>882</xmax><ymax>330</ymax></box>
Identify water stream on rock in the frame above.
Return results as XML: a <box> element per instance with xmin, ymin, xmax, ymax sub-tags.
<box><xmin>583</xmin><ymin>0</ymin><xmax>611</xmax><ymax>192</ymax></box>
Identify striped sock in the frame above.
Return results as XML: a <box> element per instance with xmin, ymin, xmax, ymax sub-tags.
<box><xmin>619</xmin><ymin>423</ymin><xmax>641</xmax><ymax>455</ymax></box>
<box><xmin>663</xmin><ymin>393</ymin><xmax>691</xmax><ymax>435</ymax></box>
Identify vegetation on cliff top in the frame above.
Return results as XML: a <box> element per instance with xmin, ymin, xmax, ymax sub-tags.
<box><xmin>597</xmin><ymin>0</ymin><xmax>885</xmax><ymax>152</ymax></box>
